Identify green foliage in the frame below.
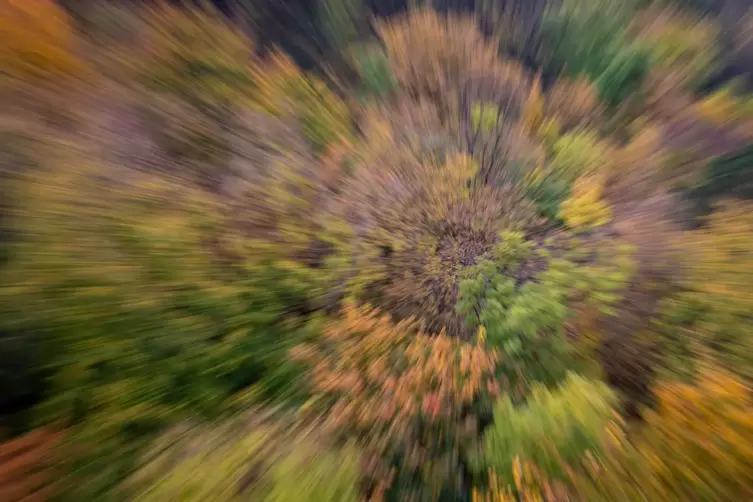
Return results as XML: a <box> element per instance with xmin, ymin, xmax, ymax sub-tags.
<box><xmin>687</xmin><ymin>144</ymin><xmax>753</xmax><ymax>219</ymax></box>
<box><xmin>318</xmin><ymin>0</ymin><xmax>367</xmax><ymax>53</ymax></box>
<box><xmin>549</xmin><ymin>132</ymin><xmax>608</xmax><ymax>179</ymax></box>
<box><xmin>0</xmin><ymin>160</ymin><xmax>319</xmax><ymax>498</ymax></box>
<box><xmin>521</xmin><ymin>131</ymin><xmax>610</xmax><ymax>222</ymax></box>
<box><xmin>350</xmin><ymin>44</ymin><xmax>398</xmax><ymax>99</ymax></box>
<box><xmin>593</xmin><ymin>44</ymin><xmax>651</xmax><ymax>108</ymax></box>
<box><xmin>654</xmin><ymin>200</ymin><xmax>753</xmax><ymax>382</ymax></box>
<box><xmin>456</xmin><ymin>232</ymin><xmax>570</xmax><ymax>386</ymax></box>
<box><xmin>482</xmin><ymin>374</ymin><xmax>618</xmax><ymax>484</ymax></box>
<box><xmin>540</xmin><ymin>0</ymin><xmax>651</xmax><ymax>107</ymax></box>
<box><xmin>296</xmin><ymin>79</ymin><xmax>353</xmax><ymax>154</ymax></box>
<box><xmin>132</xmin><ymin>417</ymin><xmax>360</xmax><ymax>502</ymax></box>
<box><xmin>457</xmin><ymin>231</ymin><xmax>633</xmax><ymax>388</ymax></box>
<box><xmin>519</xmin><ymin>169</ymin><xmax>572</xmax><ymax>223</ymax></box>
<box><xmin>472</xmin><ymin>102</ymin><xmax>501</xmax><ymax>133</ymax></box>
<box><xmin>636</xmin><ymin>11</ymin><xmax>719</xmax><ymax>91</ymax></box>
<box><xmin>0</xmin><ymin>133</ymin><xmax>58</xmax><ymax>431</ymax></box>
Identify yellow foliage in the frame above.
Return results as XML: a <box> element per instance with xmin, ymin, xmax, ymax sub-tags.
<box><xmin>491</xmin><ymin>369</ymin><xmax>753</xmax><ymax>501</ymax></box>
<box><xmin>630</xmin><ymin>7</ymin><xmax>719</xmax><ymax>89</ymax></box>
<box><xmin>559</xmin><ymin>176</ymin><xmax>612</xmax><ymax>230</ymax></box>
<box><xmin>676</xmin><ymin>200</ymin><xmax>753</xmax><ymax>380</ymax></box>
<box><xmin>695</xmin><ymin>86</ymin><xmax>753</xmax><ymax>127</ymax></box>
<box><xmin>638</xmin><ymin>368</ymin><xmax>753</xmax><ymax>501</ymax></box>
<box><xmin>687</xmin><ymin>200</ymin><xmax>753</xmax><ymax>313</ymax></box>
<box><xmin>250</xmin><ymin>51</ymin><xmax>352</xmax><ymax>153</ymax></box>
<box><xmin>521</xmin><ymin>74</ymin><xmax>545</xmax><ymax>137</ymax></box>
<box><xmin>696</xmin><ymin>87</ymin><xmax>739</xmax><ymax>125</ymax></box>
<box><xmin>0</xmin><ymin>0</ymin><xmax>84</xmax><ymax>81</ymax></box>
<box><xmin>140</xmin><ymin>2</ymin><xmax>253</xmax><ymax>103</ymax></box>
<box><xmin>473</xmin><ymin>457</ymin><xmax>576</xmax><ymax>502</ymax></box>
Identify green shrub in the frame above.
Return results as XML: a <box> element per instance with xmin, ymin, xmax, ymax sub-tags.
<box><xmin>519</xmin><ymin>169</ymin><xmax>572</xmax><ymax>223</ymax></box>
<box><xmin>654</xmin><ymin>200</ymin><xmax>753</xmax><ymax>382</ymax></box>
<box><xmin>594</xmin><ymin>44</ymin><xmax>651</xmax><ymax>108</ymax></box>
<box><xmin>132</xmin><ymin>417</ymin><xmax>360</xmax><ymax>502</ymax></box>
<box><xmin>481</xmin><ymin>374</ymin><xmax>618</xmax><ymax>484</ymax></box>
<box><xmin>520</xmin><ymin>131</ymin><xmax>610</xmax><ymax>224</ymax></box>
<box><xmin>686</xmin><ymin>144</ymin><xmax>753</xmax><ymax>219</ymax></box>
<box><xmin>0</xmin><ymin>158</ymin><xmax>319</xmax><ymax>498</ymax></box>
<box><xmin>350</xmin><ymin>44</ymin><xmax>398</xmax><ymax>99</ymax></box>
<box><xmin>549</xmin><ymin>132</ymin><xmax>609</xmax><ymax>180</ymax></box>
<box><xmin>318</xmin><ymin>0</ymin><xmax>367</xmax><ymax>54</ymax></box>
<box><xmin>457</xmin><ymin>230</ymin><xmax>633</xmax><ymax>388</ymax></box>
<box><xmin>540</xmin><ymin>0</ymin><xmax>651</xmax><ymax>107</ymax></box>
<box><xmin>456</xmin><ymin>232</ymin><xmax>568</xmax><ymax>383</ymax></box>
<box><xmin>633</xmin><ymin>9</ymin><xmax>719</xmax><ymax>91</ymax></box>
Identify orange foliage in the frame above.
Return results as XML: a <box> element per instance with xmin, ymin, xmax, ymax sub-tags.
<box><xmin>605</xmin><ymin>122</ymin><xmax>667</xmax><ymax>205</ymax></box>
<box><xmin>376</xmin><ymin>8</ymin><xmax>529</xmax><ymax>118</ymax></box>
<box><xmin>377</xmin><ymin>9</ymin><xmax>499</xmax><ymax>102</ymax></box>
<box><xmin>0</xmin><ymin>0</ymin><xmax>84</xmax><ymax>82</ymax></box>
<box><xmin>0</xmin><ymin>428</ymin><xmax>65</xmax><ymax>502</ymax></box>
<box><xmin>521</xmin><ymin>74</ymin><xmax>545</xmax><ymax>137</ymax></box>
<box><xmin>546</xmin><ymin>77</ymin><xmax>603</xmax><ymax>131</ymax></box>
<box><xmin>292</xmin><ymin>304</ymin><xmax>500</xmax><ymax>499</ymax></box>
<box><xmin>318</xmin><ymin>138</ymin><xmax>354</xmax><ymax>191</ymax></box>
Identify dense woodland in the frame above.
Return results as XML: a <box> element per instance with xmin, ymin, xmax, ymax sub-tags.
<box><xmin>2</xmin><ymin>0</ymin><xmax>753</xmax><ymax>500</ymax></box>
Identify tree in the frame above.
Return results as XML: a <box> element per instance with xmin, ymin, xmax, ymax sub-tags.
<box><xmin>292</xmin><ymin>304</ymin><xmax>500</xmax><ymax>500</ymax></box>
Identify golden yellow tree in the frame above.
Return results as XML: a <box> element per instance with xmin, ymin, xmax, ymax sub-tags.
<box><xmin>638</xmin><ymin>368</ymin><xmax>753</xmax><ymax>501</ymax></box>
<box><xmin>0</xmin><ymin>0</ymin><xmax>84</xmax><ymax>82</ymax></box>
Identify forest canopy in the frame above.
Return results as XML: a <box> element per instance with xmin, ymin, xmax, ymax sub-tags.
<box><xmin>1</xmin><ymin>0</ymin><xmax>753</xmax><ymax>501</ymax></box>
